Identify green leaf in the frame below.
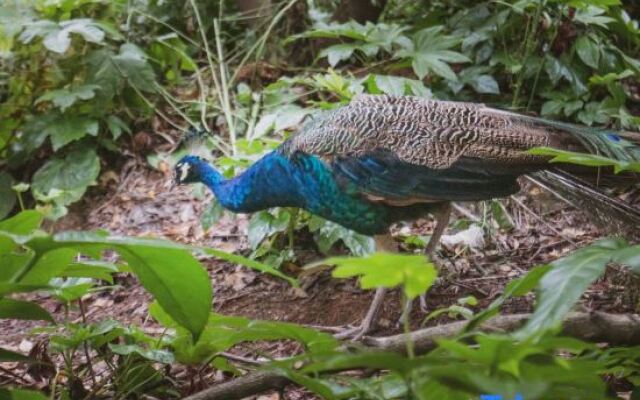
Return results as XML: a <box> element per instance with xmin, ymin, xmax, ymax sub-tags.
<box><xmin>31</xmin><ymin>149</ymin><xmax>100</xmax><ymax>206</ymax></box>
<box><xmin>374</xmin><ymin>75</ymin><xmax>407</xmax><ymax>96</ymax></box>
<box><xmin>320</xmin><ymin>44</ymin><xmax>356</xmax><ymax>67</ymax></box>
<box><xmin>0</xmin><ymin>210</ymin><xmax>43</xmax><ymax>236</ymax></box>
<box><xmin>0</xmin><ymin>283</ymin><xmax>49</xmax><ymax>296</ymax></box>
<box><xmin>0</xmin><ymin>298</ymin><xmax>53</xmax><ymax>322</ymax></box>
<box><xmin>469</xmin><ymin>74</ymin><xmax>499</xmax><ymax>94</ymax></box>
<box><xmin>528</xmin><ymin>147</ymin><xmax>640</xmax><ymax>174</ymax></box>
<box><xmin>516</xmin><ymin>239</ymin><xmax>627</xmax><ymax>339</ymax></box>
<box><xmin>465</xmin><ymin>264</ymin><xmax>552</xmax><ymax>332</ymax></box>
<box><xmin>49</xmin><ymin>278</ymin><xmax>94</xmax><ymax>303</ymax></box>
<box><xmin>0</xmin><ymin>172</ymin><xmax>16</xmax><ymax>220</ymax></box>
<box><xmin>105</xmin><ymin>115</ymin><xmax>130</xmax><ymax>140</ymax></box>
<box><xmin>151</xmin><ymin>307</ymin><xmax>337</xmax><ymax>363</ymax></box>
<box><xmin>19</xmin><ymin>247</ymin><xmax>77</xmax><ymax>284</ymax></box>
<box><xmin>35</xmin><ymin>85</ymin><xmax>100</xmax><ymax>112</ymax></box>
<box><xmin>61</xmin><ymin>261</ymin><xmax>118</xmax><ymax>283</ymax></box>
<box><xmin>200</xmin><ymin>247</ymin><xmax>297</xmax><ymax>287</ymax></box>
<box><xmin>247</xmin><ymin>210</ymin><xmax>290</xmax><ymax>249</ymax></box>
<box><xmin>328</xmin><ymin>252</ymin><xmax>437</xmax><ymax>299</ymax></box>
<box><xmin>309</xmin><ymin>218</ymin><xmax>375</xmax><ymax>256</ymax></box>
<box><xmin>0</xmin><ymin>347</ymin><xmax>32</xmax><ymax>363</ymax></box>
<box><xmin>25</xmin><ymin>232</ymin><xmax>212</xmax><ymax>339</ymax></box>
<box><xmin>112</xmin><ymin>43</ymin><xmax>157</xmax><ymax>93</ymax></box>
<box><xmin>116</xmin><ymin>245</ymin><xmax>211</xmax><ymax>339</ymax></box>
<box><xmin>575</xmin><ymin>36</ymin><xmax>600</xmax><ymax>69</ymax></box>
<box><xmin>109</xmin><ymin>343</ymin><xmax>175</xmax><ymax>364</ymax></box>
<box><xmin>396</xmin><ymin>26</ymin><xmax>469</xmax><ymax>81</ymax></box>
<box><xmin>201</xmin><ymin>200</ymin><xmax>224</xmax><ymax>231</ymax></box>
<box><xmin>20</xmin><ymin>18</ymin><xmax>104</xmax><ymax>54</ymax></box>
<box><xmin>42</xmin><ymin>115</ymin><xmax>99</xmax><ymax>151</ymax></box>
<box><xmin>0</xmin><ymin>388</ymin><xmax>48</xmax><ymax>400</ymax></box>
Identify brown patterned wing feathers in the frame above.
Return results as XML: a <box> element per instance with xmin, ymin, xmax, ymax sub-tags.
<box><xmin>285</xmin><ymin>94</ymin><xmax>565</xmax><ymax>169</ymax></box>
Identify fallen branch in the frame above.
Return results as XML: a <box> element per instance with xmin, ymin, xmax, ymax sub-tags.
<box><xmin>365</xmin><ymin>311</ymin><xmax>640</xmax><ymax>353</ymax></box>
<box><xmin>183</xmin><ymin>311</ymin><xmax>640</xmax><ymax>400</ymax></box>
<box><xmin>183</xmin><ymin>370</ymin><xmax>289</xmax><ymax>400</ymax></box>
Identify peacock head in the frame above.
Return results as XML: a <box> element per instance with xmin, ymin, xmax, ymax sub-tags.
<box><xmin>174</xmin><ymin>155</ymin><xmax>210</xmax><ymax>185</ymax></box>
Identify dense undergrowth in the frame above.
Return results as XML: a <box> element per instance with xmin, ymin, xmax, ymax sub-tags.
<box><xmin>1</xmin><ymin>0</ymin><xmax>640</xmax><ymax>399</ymax></box>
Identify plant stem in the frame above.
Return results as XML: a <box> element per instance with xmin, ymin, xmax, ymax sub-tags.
<box><xmin>512</xmin><ymin>0</ymin><xmax>545</xmax><ymax>109</ymax></box>
<box><xmin>213</xmin><ymin>18</ymin><xmax>237</xmax><ymax>155</ymax></box>
<box><xmin>287</xmin><ymin>208</ymin><xmax>299</xmax><ymax>250</ymax></box>
<box><xmin>16</xmin><ymin>191</ymin><xmax>24</xmax><ymax>211</ymax></box>
<box><xmin>401</xmin><ymin>292</ymin><xmax>415</xmax><ymax>359</ymax></box>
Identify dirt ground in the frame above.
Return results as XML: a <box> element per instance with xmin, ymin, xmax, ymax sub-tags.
<box><xmin>1</xmin><ymin>156</ymin><xmax>639</xmax><ymax>398</ymax></box>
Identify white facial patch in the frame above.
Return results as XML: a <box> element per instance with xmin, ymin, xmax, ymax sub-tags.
<box><xmin>178</xmin><ymin>163</ymin><xmax>191</xmax><ymax>181</ymax></box>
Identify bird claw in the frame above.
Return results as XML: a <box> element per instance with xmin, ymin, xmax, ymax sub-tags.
<box><xmin>334</xmin><ymin>321</ymin><xmax>374</xmax><ymax>341</ymax></box>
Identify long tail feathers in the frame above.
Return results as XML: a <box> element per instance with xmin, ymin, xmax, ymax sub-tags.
<box><xmin>528</xmin><ymin>170</ymin><xmax>640</xmax><ymax>239</ymax></box>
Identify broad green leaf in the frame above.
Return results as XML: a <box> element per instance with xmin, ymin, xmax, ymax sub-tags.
<box><xmin>108</xmin><ymin>343</ymin><xmax>175</xmax><ymax>364</ymax></box>
<box><xmin>35</xmin><ymin>85</ymin><xmax>100</xmax><ymax>112</ymax></box>
<box><xmin>49</xmin><ymin>278</ymin><xmax>94</xmax><ymax>302</ymax></box>
<box><xmin>0</xmin><ymin>347</ymin><xmax>32</xmax><ymax>363</ymax></box>
<box><xmin>320</xmin><ymin>44</ymin><xmax>356</xmax><ymax>67</ymax></box>
<box><xmin>396</xmin><ymin>26</ymin><xmax>469</xmax><ymax>81</ymax></box>
<box><xmin>0</xmin><ymin>172</ymin><xmax>16</xmax><ymax>220</ymax></box>
<box><xmin>575</xmin><ymin>36</ymin><xmax>600</xmax><ymax>69</ymax></box>
<box><xmin>32</xmin><ymin>149</ymin><xmax>100</xmax><ymax>206</ymax></box>
<box><xmin>0</xmin><ymin>298</ymin><xmax>53</xmax><ymax>322</ymax></box>
<box><xmin>516</xmin><ymin>239</ymin><xmax>627</xmax><ymax>339</ymax></box>
<box><xmin>0</xmin><ymin>210</ymin><xmax>43</xmax><ymax>236</ymax></box>
<box><xmin>19</xmin><ymin>247</ymin><xmax>77</xmax><ymax>284</ymax></box>
<box><xmin>19</xmin><ymin>18</ymin><xmax>104</xmax><ymax>54</ymax></box>
<box><xmin>0</xmin><ymin>388</ymin><xmax>48</xmax><ymax>400</ymax></box>
<box><xmin>309</xmin><ymin>218</ymin><xmax>375</xmax><ymax>256</ymax></box>
<box><xmin>116</xmin><ymin>245</ymin><xmax>211</xmax><ymax>339</ymax></box>
<box><xmin>31</xmin><ymin>232</ymin><xmax>212</xmax><ymax>339</ymax></box>
<box><xmin>247</xmin><ymin>210</ymin><xmax>290</xmax><ymax>249</ymax></box>
<box><xmin>0</xmin><ymin>283</ymin><xmax>48</xmax><ymax>296</ymax></box>
<box><xmin>61</xmin><ymin>260</ymin><xmax>118</xmax><ymax>283</ymax></box>
<box><xmin>469</xmin><ymin>74</ymin><xmax>499</xmax><ymax>94</ymax></box>
<box><xmin>328</xmin><ymin>252</ymin><xmax>437</xmax><ymax>299</ymax></box>
<box><xmin>42</xmin><ymin>114</ymin><xmax>99</xmax><ymax>151</ymax></box>
<box><xmin>105</xmin><ymin>115</ymin><xmax>130</xmax><ymax>140</ymax></box>
<box><xmin>151</xmin><ymin>305</ymin><xmax>337</xmax><ymax>363</ymax></box>
<box><xmin>374</xmin><ymin>75</ymin><xmax>407</xmax><ymax>96</ymax></box>
<box><xmin>574</xmin><ymin>5</ymin><xmax>616</xmax><ymax>28</ymax></box>
<box><xmin>86</xmin><ymin>48</ymin><xmax>122</xmax><ymax>99</ymax></box>
<box><xmin>112</xmin><ymin>43</ymin><xmax>157</xmax><ymax>93</ymax></box>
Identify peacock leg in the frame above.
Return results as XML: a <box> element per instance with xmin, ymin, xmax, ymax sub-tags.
<box><xmin>419</xmin><ymin>202</ymin><xmax>452</xmax><ymax>311</ymax></box>
<box><xmin>400</xmin><ymin>202</ymin><xmax>452</xmax><ymax>317</ymax></box>
<box><xmin>335</xmin><ymin>234</ymin><xmax>397</xmax><ymax>340</ymax></box>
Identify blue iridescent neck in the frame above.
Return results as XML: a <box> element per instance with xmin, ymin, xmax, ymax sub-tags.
<box><xmin>193</xmin><ymin>152</ymin><xmax>303</xmax><ymax>213</ymax></box>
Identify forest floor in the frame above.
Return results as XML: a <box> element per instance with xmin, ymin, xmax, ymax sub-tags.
<box><xmin>2</xmin><ymin>155</ymin><xmax>639</xmax><ymax>398</ymax></box>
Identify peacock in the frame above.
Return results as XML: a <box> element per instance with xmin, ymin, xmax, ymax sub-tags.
<box><xmin>174</xmin><ymin>94</ymin><xmax>640</xmax><ymax>338</ymax></box>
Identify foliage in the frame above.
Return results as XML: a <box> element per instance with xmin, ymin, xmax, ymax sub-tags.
<box><xmin>0</xmin><ymin>210</ymin><xmax>297</xmax><ymax>397</ymax></box>
<box><xmin>0</xmin><ymin>1</ymin><xmax>172</xmax><ymax>219</ymax></box>
<box><xmin>327</xmin><ymin>252</ymin><xmax>437</xmax><ymax>299</ymax></box>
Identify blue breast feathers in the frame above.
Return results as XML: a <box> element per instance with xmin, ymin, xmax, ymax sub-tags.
<box><xmin>197</xmin><ymin>150</ymin><xmax>432</xmax><ymax>235</ymax></box>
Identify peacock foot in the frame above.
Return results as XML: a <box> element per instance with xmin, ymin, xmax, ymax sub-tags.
<box><xmin>334</xmin><ymin>287</ymin><xmax>387</xmax><ymax>341</ymax></box>
<box><xmin>333</xmin><ymin>320</ymin><xmax>376</xmax><ymax>341</ymax></box>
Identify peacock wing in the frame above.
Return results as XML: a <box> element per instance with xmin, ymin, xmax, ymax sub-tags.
<box><xmin>282</xmin><ymin>95</ymin><xmax>560</xmax><ymax>203</ymax></box>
